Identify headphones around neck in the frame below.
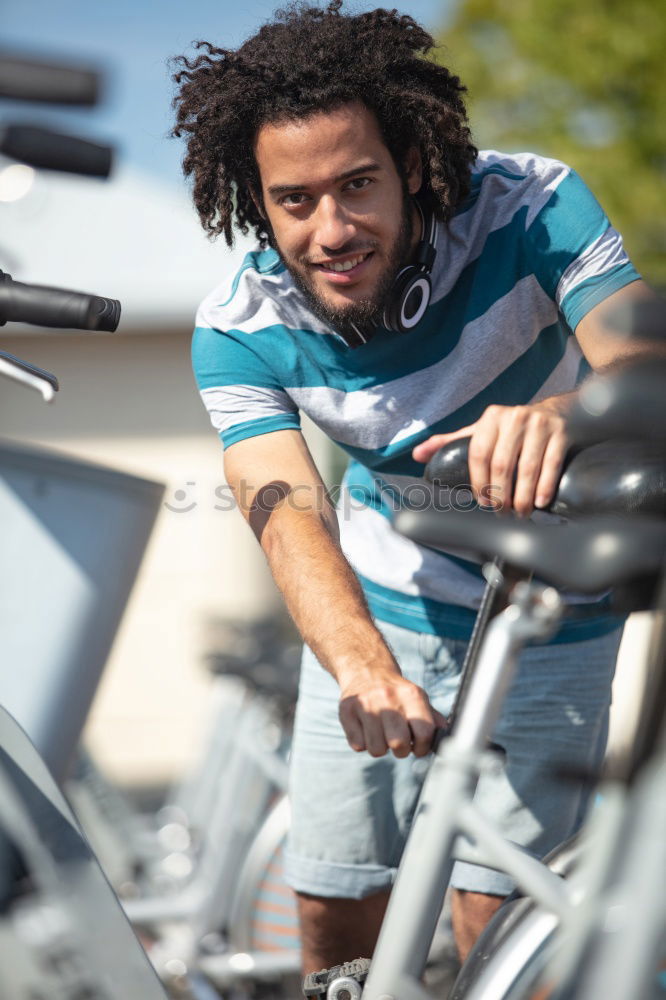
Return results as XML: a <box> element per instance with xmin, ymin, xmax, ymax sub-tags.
<box><xmin>346</xmin><ymin>200</ymin><xmax>438</xmax><ymax>347</ymax></box>
<box><xmin>384</xmin><ymin>201</ymin><xmax>437</xmax><ymax>334</ymax></box>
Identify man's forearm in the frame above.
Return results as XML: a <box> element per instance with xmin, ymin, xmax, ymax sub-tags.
<box><xmin>260</xmin><ymin>502</ymin><xmax>399</xmax><ymax>687</ymax></box>
<box><xmin>536</xmin><ymin>347</ymin><xmax>659</xmax><ymax>421</ymax></box>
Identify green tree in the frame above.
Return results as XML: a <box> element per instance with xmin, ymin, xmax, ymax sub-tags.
<box><xmin>438</xmin><ymin>0</ymin><xmax>666</xmax><ymax>284</ymax></box>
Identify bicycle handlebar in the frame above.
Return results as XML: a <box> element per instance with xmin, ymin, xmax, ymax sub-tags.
<box><xmin>424</xmin><ymin>436</ymin><xmax>665</xmax><ymax>519</ymax></box>
<box><xmin>0</xmin><ymin>124</ymin><xmax>113</xmax><ymax>178</ymax></box>
<box><xmin>0</xmin><ymin>52</ymin><xmax>99</xmax><ymax>106</ymax></box>
<box><xmin>0</xmin><ymin>271</ymin><xmax>120</xmax><ymax>332</ymax></box>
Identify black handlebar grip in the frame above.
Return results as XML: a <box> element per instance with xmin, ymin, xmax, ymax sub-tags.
<box><xmin>0</xmin><ymin>124</ymin><xmax>113</xmax><ymax>178</ymax></box>
<box><xmin>424</xmin><ymin>437</ymin><xmax>472</xmax><ymax>488</ymax></box>
<box><xmin>0</xmin><ymin>272</ymin><xmax>120</xmax><ymax>332</ymax></box>
<box><xmin>423</xmin><ymin>435</ymin><xmax>666</xmax><ymax>519</ymax></box>
<box><xmin>0</xmin><ymin>53</ymin><xmax>99</xmax><ymax>106</ymax></box>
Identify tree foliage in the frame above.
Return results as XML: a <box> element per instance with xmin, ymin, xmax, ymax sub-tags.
<box><xmin>438</xmin><ymin>0</ymin><xmax>666</xmax><ymax>284</ymax></box>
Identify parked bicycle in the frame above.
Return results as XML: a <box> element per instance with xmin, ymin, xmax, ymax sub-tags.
<box><xmin>304</xmin><ymin>312</ymin><xmax>666</xmax><ymax>1000</ymax></box>
<box><xmin>68</xmin><ymin>617</ymin><xmax>303</xmax><ymax>991</ymax></box>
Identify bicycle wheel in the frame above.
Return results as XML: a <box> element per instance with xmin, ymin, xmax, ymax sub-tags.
<box><xmin>228</xmin><ymin>795</ymin><xmax>301</xmax><ymax>958</ymax></box>
<box><xmin>449</xmin><ymin>837</ymin><xmax>580</xmax><ymax>1000</ymax></box>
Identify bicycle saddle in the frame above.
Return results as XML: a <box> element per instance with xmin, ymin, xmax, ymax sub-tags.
<box><xmin>425</xmin><ymin>438</ymin><xmax>666</xmax><ymax>519</ymax></box>
<box><xmin>394</xmin><ymin>510</ymin><xmax>666</xmax><ymax>594</ymax></box>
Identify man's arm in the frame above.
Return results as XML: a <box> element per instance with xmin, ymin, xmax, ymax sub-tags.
<box><xmin>224</xmin><ymin>428</ymin><xmax>445</xmax><ymax>757</ymax></box>
<box><xmin>413</xmin><ymin>280</ymin><xmax>662</xmax><ymax>514</ymax></box>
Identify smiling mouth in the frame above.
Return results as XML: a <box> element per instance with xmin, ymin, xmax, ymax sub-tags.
<box><xmin>315</xmin><ymin>252</ymin><xmax>373</xmax><ymax>274</ymax></box>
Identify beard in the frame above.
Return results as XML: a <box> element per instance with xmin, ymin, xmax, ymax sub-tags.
<box><xmin>270</xmin><ymin>193</ymin><xmax>414</xmax><ymax>342</ymax></box>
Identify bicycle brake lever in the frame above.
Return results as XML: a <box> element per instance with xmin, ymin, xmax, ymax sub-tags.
<box><xmin>0</xmin><ymin>348</ymin><xmax>59</xmax><ymax>402</ymax></box>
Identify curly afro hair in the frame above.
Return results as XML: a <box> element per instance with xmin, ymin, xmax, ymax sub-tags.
<box><xmin>172</xmin><ymin>0</ymin><xmax>477</xmax><ymax>248</ymax></box>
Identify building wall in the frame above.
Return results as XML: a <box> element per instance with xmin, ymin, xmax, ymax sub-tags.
<box><xmin>1</xmin><ymin>329</ymin><xmax>330</xmax><ymax>784</ymax></box>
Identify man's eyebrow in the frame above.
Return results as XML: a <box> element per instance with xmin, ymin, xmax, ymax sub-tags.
<box><xmin>267</xmin><ymin>162</ymin><xmax>382</xmax><ymax>197</ymax></box>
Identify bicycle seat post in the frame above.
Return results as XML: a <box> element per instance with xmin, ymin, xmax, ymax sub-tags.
<box><xmin>451</xmin><ymin>582</ymin><xmax>561</xmax><ymax>754</ymax></box>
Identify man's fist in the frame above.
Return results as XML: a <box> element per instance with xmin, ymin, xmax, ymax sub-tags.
<box><xmin>338</xmin><ymin>670</ymin><xmax>447</xmax><ymax>758</ymax></box>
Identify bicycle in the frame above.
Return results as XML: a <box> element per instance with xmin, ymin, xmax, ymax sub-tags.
<box><xmin>443</xmin><ymin>352</ymin><xmax>666</xmax><ymax>1000</ymax></box>
<box><xmin>303</xmin><ymin>353</ymin><xmax>666</xmax><ymax>1000</ymax></box>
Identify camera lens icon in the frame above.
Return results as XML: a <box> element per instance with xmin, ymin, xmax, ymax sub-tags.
<box><xmin>164</xmin><ymin>482</ymin><xmax>197</xmax><ymax>513</ymax></box>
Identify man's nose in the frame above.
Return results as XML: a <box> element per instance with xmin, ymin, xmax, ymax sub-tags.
<box><xmin>314</xmin><ymin>195</ymin><xmax>356</xmax><ymax>251</ymax></box>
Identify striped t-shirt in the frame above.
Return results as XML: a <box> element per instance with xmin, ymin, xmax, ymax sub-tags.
<box><xmin>192</xmin><ymin>150</ymin><xmax>639</xmax><ymax>642</ymax></box>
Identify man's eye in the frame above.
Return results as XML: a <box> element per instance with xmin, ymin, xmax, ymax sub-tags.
<box><xmin>346</xmin><ymin>177</ymin><xmax>372</xmax><ymax>191</ymax></box>
<box><xmin>280</xmin><ymin>192</ymin><xmax>309</xmax><ymax>206</ymax></box>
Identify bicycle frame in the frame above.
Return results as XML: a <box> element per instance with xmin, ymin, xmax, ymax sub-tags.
<box><xmin>454</xmin><ymin>602</ymin><xmax>666</xmax><ymax>1000</ymax></box>
<box><xmin>361</xmin><ymin>580</ymin><xmax>572</xmax><ymax>1000</ymax></box>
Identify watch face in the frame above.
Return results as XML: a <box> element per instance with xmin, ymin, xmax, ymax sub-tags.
<box><xmin>0</xmin><ymin>705</ymin><xmax>167</xmax><ymax>1000</ymax></box>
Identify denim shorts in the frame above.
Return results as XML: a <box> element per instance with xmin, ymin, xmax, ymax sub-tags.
<box><xmin>284</xmin><ymin>619</ymin><xmax>623</xmax><ymax>898</ymax></box>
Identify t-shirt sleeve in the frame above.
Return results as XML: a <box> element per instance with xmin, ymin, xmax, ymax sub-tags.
<box><xmin>192</xmin><ymin>324</ymin><xmax>301</xmax><ymax>448</ymax></box>
<box><xmin>525</xmin><ymin>167</ymin><xmax>641</xmax><ymax>332</ymax></box>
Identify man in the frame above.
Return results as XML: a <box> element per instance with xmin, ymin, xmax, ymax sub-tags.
<box><xmin>173</xmin><ymin>1</ymin><xmax>649</xmax><ymax>971</ymax></box>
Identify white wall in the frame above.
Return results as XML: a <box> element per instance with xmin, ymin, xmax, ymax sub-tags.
<box><xmin>1</xmin><ymin>329</ymin><xmax>330</xmax><ymax>784</ymax></box>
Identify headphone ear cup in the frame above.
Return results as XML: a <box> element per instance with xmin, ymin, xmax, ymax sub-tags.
<box><xmin>384</xmin><ymin>268</ymin><xmax>432</xmax><ymax>333</ymax></box>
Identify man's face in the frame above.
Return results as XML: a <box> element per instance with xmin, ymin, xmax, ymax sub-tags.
<box><xmin>253</xmin><ymin>102</ymin><xmax>422</xmax><ymax>335</ymax></box>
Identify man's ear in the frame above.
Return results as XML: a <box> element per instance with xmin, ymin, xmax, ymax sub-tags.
<box><xmin>404</xmin><ymin>147</ymin><xmax>423</xmax><ymax>195</ymax></box>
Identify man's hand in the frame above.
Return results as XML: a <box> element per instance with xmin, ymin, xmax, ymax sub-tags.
<box><xmin>338</xmin><ymin>668</ymin><xmax>447</xmax><ymax>758</ymax></box>
<box><xmin>412</xmin><ymin>400</ymin><xmax>570</xmax><ymax>516</ymax></box>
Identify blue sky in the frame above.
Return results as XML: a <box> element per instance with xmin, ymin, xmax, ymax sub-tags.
<box><xmin>2</xmin><ymin>0</ymin><xmax>454</xmax><ymax>188</ymax></box>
